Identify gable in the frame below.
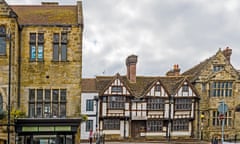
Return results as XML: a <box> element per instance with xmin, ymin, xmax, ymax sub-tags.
<box><xmin>187</xmin><ymin>49</ymin><xmax>239</xmax><ymax>81</ymax></box>
<box><xmin>175</xmin><ymin>81</ymin><xmax>197</xmax><ymax>97</ymax></box>
<box><xmin>103</xmin><ymin>78</ymin><xmax>131</xmax><ymax>95</ymax></box>
<box><xmin>146</xmin><ymin>81</ymin><xmax>168</xmax><ymax>97</ymax></box>
<box><xmin>208</xmin><ymin>69</ymin><xmax>237</xmax><ymax>80</ymax></box>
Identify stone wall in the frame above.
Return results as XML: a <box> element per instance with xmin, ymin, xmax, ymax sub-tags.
<box><xmin>20</xmin><ymin>25</ymin><xmax>82</xmax><ymax>116</ymax></box>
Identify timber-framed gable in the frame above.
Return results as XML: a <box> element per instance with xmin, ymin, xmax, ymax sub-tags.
<box><xmin>93</xmin><ymin>62</ymin><xmax>200</xmax><ymax>140</ymax></box>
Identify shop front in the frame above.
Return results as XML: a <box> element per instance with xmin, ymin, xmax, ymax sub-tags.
<box><xmin>15</xmin><ymin>118</ymin><xmax>81</xmax><ymax>144</ymax></box>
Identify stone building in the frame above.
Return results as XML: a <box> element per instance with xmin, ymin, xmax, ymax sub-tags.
<box><xmin>0</xmin><ymin>0</ymin><xmax>83</xmax><ymax>143</ymax></box>
<box><xmin>183</xmin><ymin>47</ymin><xmax>240</xmax><ymax>141</ymax></box>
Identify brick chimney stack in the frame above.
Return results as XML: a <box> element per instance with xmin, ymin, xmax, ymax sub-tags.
<box><xmin>126</xmin><ymin>55</ymin><xmax>138</xmax><ymax>83</ymax></box>
<box><xmin>166</xmin><ymin>64</ymin><xmax>181</xmax><ymax>76</ymax></box>
<box><xmin>223</xmin><ymin>47</ymin><xmax>232</xmax><ymax>62</ymax></box>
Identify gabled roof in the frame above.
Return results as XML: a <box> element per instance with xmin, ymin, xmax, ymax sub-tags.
<box><xmin>10</xmin><ymin>3</ymin><xmax>81</xmax><ymax>25</ymax></box>
<box><xmin>85</xmin><ymin>74</ymin><xmax>198</xmax><ymax>98</ymax></box>
<box><xmin>182</xmin><ymin>48</ymin><xmax>239</xmax><ymax>81</ymax></box>
<box><xmin>182</xmin><ymin>53</ymin><xmax>215</xmax><ymax>81</ymax></box>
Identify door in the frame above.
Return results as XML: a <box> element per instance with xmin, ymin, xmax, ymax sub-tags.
<box><xmin>131</xmin><ymin>120</ymin><xmax>146</xmax><ymax>138</ymax></box>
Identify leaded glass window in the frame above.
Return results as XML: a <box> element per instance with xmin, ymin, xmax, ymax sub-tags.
<box><xmin>172</xmin><ymin>119</ymin><xmax>189</xmax><ymax>131</ymax></box>
<box><xmin>103</xmin><ymin>119</ymin><xmax>120</xmax><ymax>130</ymax></box>
<box><xmin>52</xmin><ymin>33</ymin><xmax>68</xmax><ymax>61</ymax></box>
<box><xmin>28</xmin><ymin>89</ymin><xmax>67</xmax><ymax>118</ymax></box>
<box><xmin>211</xmin><ymin>81</ymin><xmax>233</xmax><ymax>97</ymax></box>
<box><xmin>29</xmin><ymin>33</ymin><xmax>44</xmax><ymax>61</ymax></box>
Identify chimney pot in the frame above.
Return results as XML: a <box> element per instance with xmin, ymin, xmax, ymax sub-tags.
<box><xmin>166</xmin><ymin>64</ymin><xmax>180</xmax><ymax>76</ymax></box>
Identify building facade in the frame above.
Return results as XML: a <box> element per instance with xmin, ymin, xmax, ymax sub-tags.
<box><xmin>0</xmin><ymin>0</ymin><xmax>83</xmax><ymax>143</ymax></box>
<box><xmin>82</xmin><ymin>49</ymin><xmax>240</xmax><ymax>142</ymax></box>
<box><xmin>80</xmin><ymin>78</ymin><xmax>98</xmax><ymax>140</ymax></box>
<box><xmin>82</xmin><ymin>55</ymin><xmax>201</xmax><ymax>141</ymax></box>
<box><xmin>183</xmin><ymin>47</ymin><xmax>240</xmax><ymax>141</ymax></box>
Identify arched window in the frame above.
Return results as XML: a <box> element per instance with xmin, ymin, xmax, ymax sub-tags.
<box><xmin>0</xmin><ymin>25</ymin><xmax>6</xmax><ymax>55</ymax></box>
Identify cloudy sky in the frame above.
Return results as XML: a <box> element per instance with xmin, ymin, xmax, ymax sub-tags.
<box><xmin>7</xmin><ymin>0</ymin><xmax>240</xmax><ymax>77</ymax></box>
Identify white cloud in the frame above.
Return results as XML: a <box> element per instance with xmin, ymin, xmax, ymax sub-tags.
<box><xmin>6</xmin><ymin>0</ymin><xmax>240</xmax><ymax>77</ymax></box>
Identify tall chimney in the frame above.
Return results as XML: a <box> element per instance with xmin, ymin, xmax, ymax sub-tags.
<box><xmin>223</xmin><ymin>47</ymin><xmax>232</xmax><ymax>62</ymax></box>
<box><xmin>126</xmin><ymin>55</ymin><xmax>137</xmax><ymax>83</ymax></box>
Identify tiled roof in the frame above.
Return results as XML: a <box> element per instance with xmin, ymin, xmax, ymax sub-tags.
<box><xmin>91</xmin><ymin>75</ymin><xmax>193</xmax><ymax>97</ymax></box>
<box><xmin>182</xmin><ymin>51</ymin><xmax>216</xmax><ymax>81</ymax></box>
<box><xmin>182</xmin><ymin>49</ymin><xmax>240</xmax><ymax>80</ymax></box>
<box><xmin>10</xmin><ymin>5</ymin><xmax>78</xmax><ymax>25</ymax></box>
<box><xmin>82</xmin><ymin>78</ymin><xmax>97</xmax><ymax>93</ymax></box>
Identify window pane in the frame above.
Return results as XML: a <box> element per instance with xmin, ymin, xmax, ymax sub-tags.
<box><xmin>30</xmin><ymin>45</ymin><xmax>36</xmax><ymax>60</ymax></box>
<box><xmin>30</xmin><ymin>33</ymin><xmax>36</xmax><ymax>43</ymax></box>
<box><xmin>38</xmin><ymin>44</ymin><xmax>44</xmax><ymax>61</ymax></box>
<box><xmin>44</xmin><ymin>103</ymin><xmax>51</xmax><ymax>117</ymax></box>
<box><xmin>155</xmin><ymin>85</ymin><xmax>161</xmax><ymax>91</ymax></box>
<box><xmin>0</xmin><ymin>37</ymin><xmax>6</xmax><ymax>54</ymax></box>
<box><xmin>37</xmin><ymin>89</ymin><xmax>43</xmax><ymax>101</ymax></box>
<box><xmin>52</xmin><ymin>103</ymin><xmax>58</xmax><ymax>117</ymax></box>
<box><xmin>38</xmin><ymin>33</ymin><xmax>44</xmax><ymax>43</ymax></box>
<box><xmin>29</xmin><ymin>89</ymin><xmax>35</xmax><ymax>102</ymax></box>
<box><xmin>86</xmin><ymin>100</ymin><xmax>93</xmax><ymax>111</ymax></box>
<box><xmin>86</xmin><ymin>120</ymin><xmax>93</xmax><ymax>132</ymax></box>
<box><xmin>60</xmin><ymin>89</ymin><xmax>66</xmax><ymax>101</ymax></box>
<box><xmin>52</xmin><ymin>89</ymin><xmax>59</xmax><ymax>101</ymax></box>
<box><xmin>61</xmin><ymin>33</ymin><xmax>67</xmax><ymax>43</ymax></box>
<box><xmin>53</xmin><ymin>33</ymin><xmax>59</xmax><ymax>43</ymax></box>
<box><xmin>36</xmin><ymin>103</ymin><xmax>43</xmax><ymax>118</ymax></box>
<box><xmin>61</xmin><ymin>44</ymin><xmax>67</xmax><ymax>61</ymax></box>
<box><xmin>60</xmin><ymin>103</ymin><xmax>66</xmax><ymax>117</ymax></box>
<box><xmin>53</xmin><ymin>44</ymin><xmax>59</xmax><ymax>61</ymax></box>
<box><xmin>29</xmin><ymin>103</ymin><xmax>35</xmax><ymax>118</ymax></box>
<box><xmin>45</xmin><ymin>89</ymin><xmax>51</xmax><ymax>101</ymax></box>
<box><xmin>0</xmin><ymin>26</ymin><xmax>6</xmax><ymax>35</ymax></box>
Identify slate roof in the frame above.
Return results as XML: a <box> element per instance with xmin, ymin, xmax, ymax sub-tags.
<box><xmin>10</xmin><ymin>5</ymin><xmax>79</xmax><ymax>25</ymax></box>
<box><xmin>82</xmin><ymin>74</ymin><xmax>196</xmax><ymax>98</ymax></box>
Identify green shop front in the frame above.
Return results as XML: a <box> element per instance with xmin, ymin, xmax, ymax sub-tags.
<box><xmin>15</xmin><ymin>118</ymin><xmax>81</xmax><ymax>144</ymax></box>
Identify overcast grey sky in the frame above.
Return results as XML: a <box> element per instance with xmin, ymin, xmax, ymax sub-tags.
<box><xmin>7</xmin><ymin>0</ymin><xmax>240</xmax><ymax>77</ymax></box>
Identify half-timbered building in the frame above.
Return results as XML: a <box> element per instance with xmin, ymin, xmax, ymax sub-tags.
<box><xmin>82</xmin><ymin>55</ymin><xmax>200</xmax><ymax>141</ymax></box>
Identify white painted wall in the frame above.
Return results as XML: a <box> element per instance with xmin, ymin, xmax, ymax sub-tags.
<box><xmin>80</xmin><ymin>92</ymin><xmax>98</xmax><ymax>140</ymax></box>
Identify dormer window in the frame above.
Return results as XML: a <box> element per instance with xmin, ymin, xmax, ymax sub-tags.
<box><xmin>213</xmin><ymin>65</ymin><xmax>224</xmax><ymax>72</ymax></box>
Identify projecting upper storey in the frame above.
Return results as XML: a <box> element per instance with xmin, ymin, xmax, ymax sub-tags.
<box><xmin>9</xmin><ymin>1</ymin><xmax>83</xmax><ymax>26</ymax></box>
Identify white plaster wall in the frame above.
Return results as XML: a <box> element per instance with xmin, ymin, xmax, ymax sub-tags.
<box><xmin>80</xmin><ymin>92</ymin><xmax>98</xmax><ymax>140</ymax></box>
